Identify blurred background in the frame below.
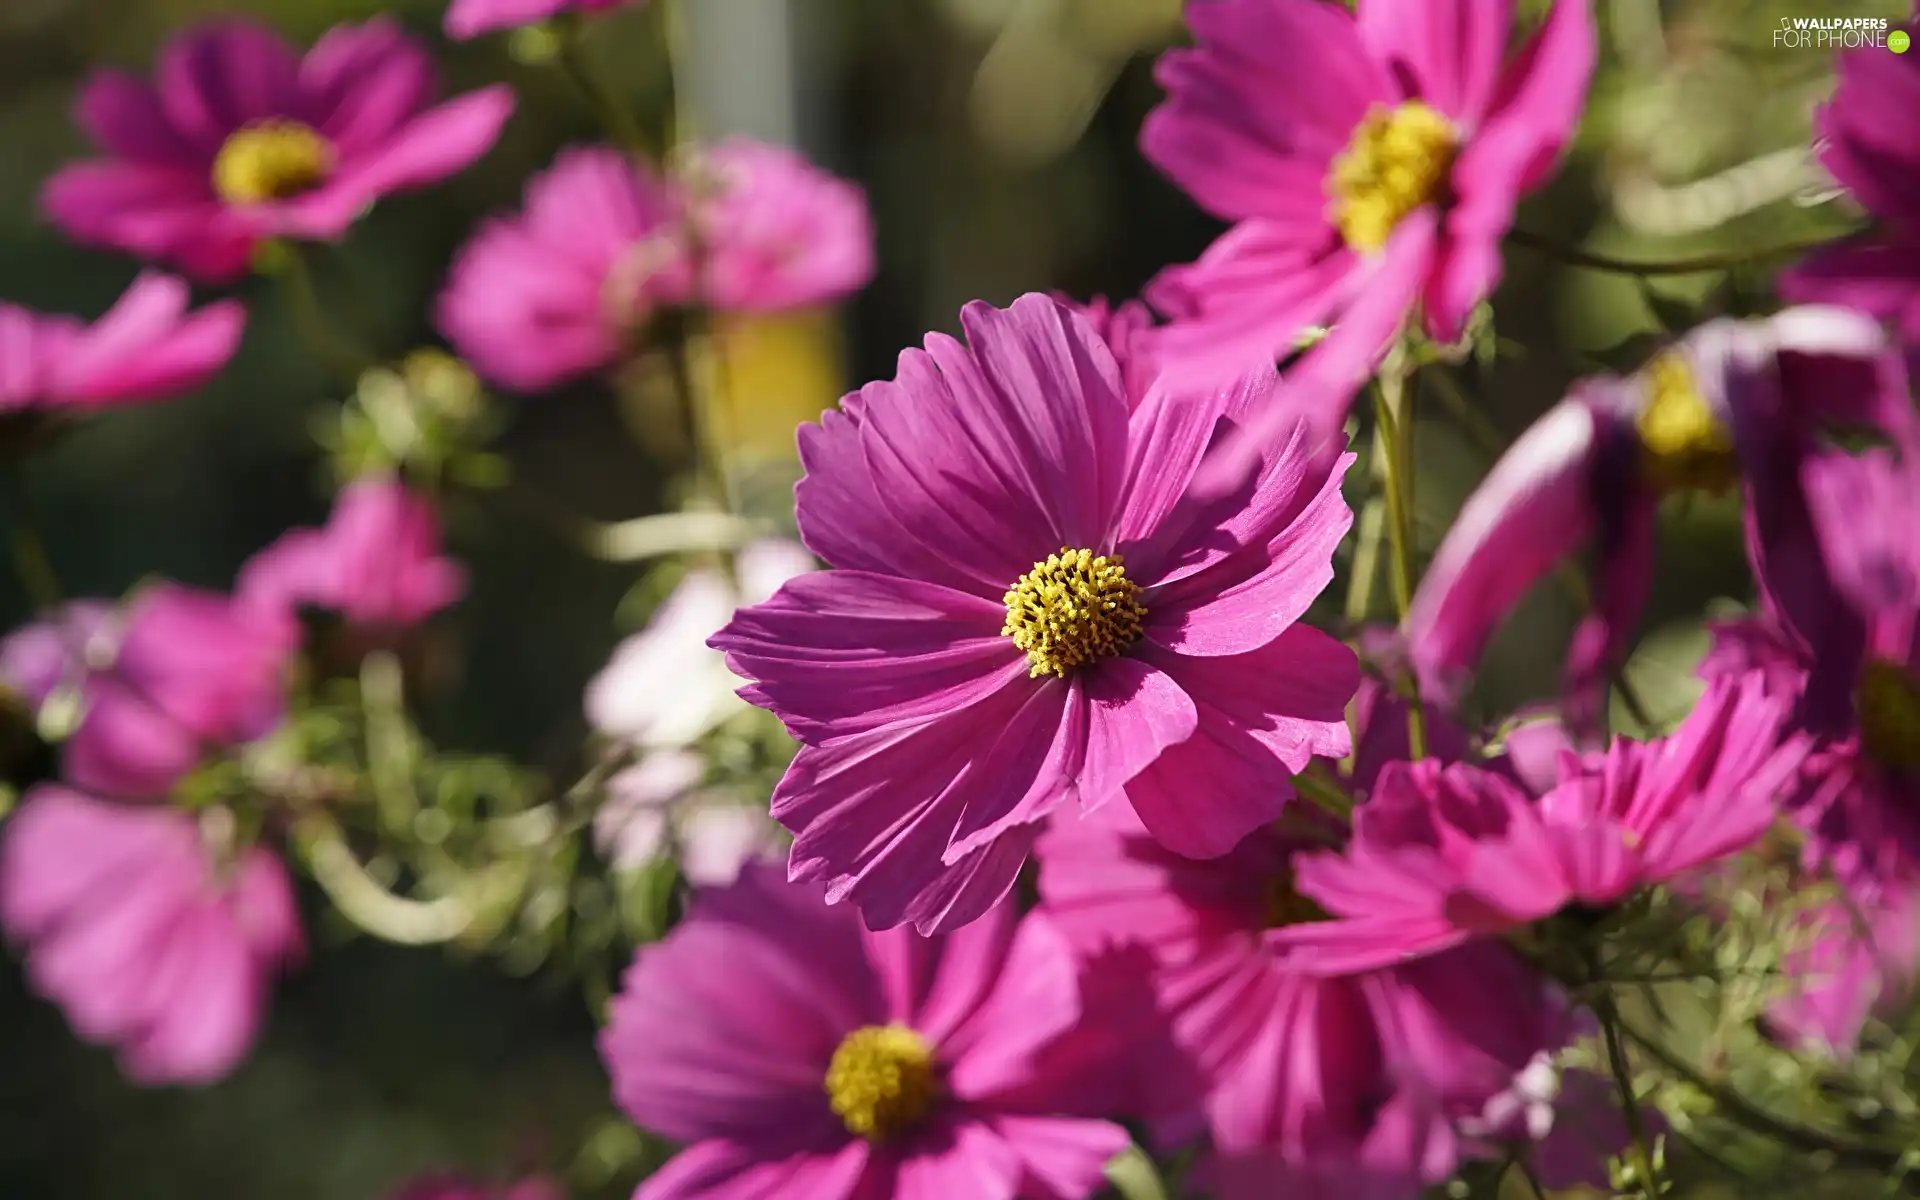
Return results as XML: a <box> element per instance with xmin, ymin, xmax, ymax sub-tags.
<box><xmin>0</xmin><ymin>0</ymin><xmax>1904</xmax><ymax>1194</ymax></box>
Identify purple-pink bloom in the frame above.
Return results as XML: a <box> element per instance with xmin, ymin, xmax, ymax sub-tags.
<box><xmin>1780</xmin><ymin>22</ymin><xmax>1920</xmax><ymax>361</ymax></box>
<box><xmin>712</xmin><ymin>293</ymin><xmax>1358</xmax><ymax>933</ymax></box>
<box><xmin>1035</xmin><ymin>803</ymin><xmax>1574</xmax><ymax>1193</ymax></box>
<box><xmin>43</xmin><ymin>18</ymin><xmax>514</xmax><ymax>283</ymax></box>
<box><xmin>0</xmin><ymin>785</ymin><xmax>303</xmax><ymax>1085</ymax></box>
<box><xmin>438</xmin><ymin>146</ymin><xmax>687</xmax><ymax>392</ymax></box>
<box><xmin>1402</xmin><ymin>307</ymin><xmax>1909</xmax><ymax>727</ymax></box>
<box><xmin>0</xmin><ymin>273</ymin><xmax>243</xmax><ymax>413</ymax></box>
<box><xmin>1142</xmin><ymin>0</ymin><xmax>1595</xmax><ymax>445</ymax></box>
<box><xmin>238</xmin><ymin>477</ymin><xmax>465</xmax><ymax>631</ymax></box>
<box><xmin>0</xmin><ymin>585</ymin><xmax>295</xmax><ymax>798</ymax></box>
<box><xmin>446</xmin><ymin>0</ymin><xmax>641</xmax><ymax>40</ymax></box>
<box><xmin>599</xmin><ymin>863</ymin><xmax>1129</xmax><ymax>1200</ymax></box>
<box><xmin>1271</xmin><ymin>674</ymin><xmax>1807</xmax><ymax>975</ymax></box>
<box><xmin>682</xmin><ymin>139</ymin><xmax>876</xmax><ymax>313</ymax></box>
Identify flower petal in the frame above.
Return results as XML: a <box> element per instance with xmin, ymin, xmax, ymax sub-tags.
<box><xmin>75</xmin><ymin>71</ymin><xmax>200</xmax><ymax>165</ymax></box>
<box><xmin>1355</xmin><ymin>0</ymin><xmax>1513</xmax><ymax>126</ymax></box>
<box><xmin>300</xmin><ymin>16</ymin><xmax>437</xmax><ymax>156</ymax></box>
<box><xmin>154</xmin><ymin>21</ymin><xmax>303</xmax><ymax>149</ymax></box>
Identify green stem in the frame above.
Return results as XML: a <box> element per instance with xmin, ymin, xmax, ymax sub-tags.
<box><xmin>275</xmin><ymin>243</ymin><xmax>377</xmax><ymax>384</ymax></box>
<box><xmin>1372</xmin><ymin>370</ymin><xmax>1427</xmax><ymax>760</ymax></box>
<box><xmin>1508</xmin><ymin>227</ymin><xmax>1837</xmax><ymax>277</ymax></box>
<box><xmin>555</xmin><ymin>18</ymin><xmax>655</xmax><ymax>159</ymax></box>
<box><xmin>1594</xmin><ymin>983</ymin><xmax>1660</xmax><ymax>1198</ymax></box>
<box><xmin>1290</xmin><ymin>764</ymin><xmax>1354</xmax><ymax>820</ymax></box>
<box><xmin>2</xmin><ymin>467</ymin><xmax>61</xmax><ymax>610</ymax></box>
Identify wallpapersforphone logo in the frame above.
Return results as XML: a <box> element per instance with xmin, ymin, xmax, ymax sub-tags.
<box><xmin>1773</xmin><ymin>15</ymin><xmax>1897</xmax><ymax>49</ymax></box>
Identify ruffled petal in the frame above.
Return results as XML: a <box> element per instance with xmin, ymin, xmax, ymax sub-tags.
<box><xmin>1355</xmin><ymin>0</ymin><xmax>1513</xmax><ymax>127</ymax></box>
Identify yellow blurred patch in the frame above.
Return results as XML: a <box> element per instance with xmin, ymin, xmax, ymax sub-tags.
<box><xmin>699</xmin><ymin>308</ymin><xmax>848</xmax><ymax>467</ymax></box>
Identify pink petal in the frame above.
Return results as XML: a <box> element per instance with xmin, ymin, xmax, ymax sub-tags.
<box><xmin>1065</xmin><ymin>657</ymin><xmax>1201</xmax><ymax>811</ymax></box>
<box><xmin>40</xmin><ymin>163</ymin><xmax>254</xmax><ymax>284</ymax></box>
<box><xmin>445</xmin><ymin>0</ymin><xmax>576</xmax><ymax>41</ymax></box>
<box><xmin>54</xmin><ymin>273</ymin><xmax>245</xmax><ymax>407</ymax></box>
<box><xmin>634</xmin><ymin>1139</ymin><xmax>872</xmax><ymax>1200</ymax></box>
<box><xmin>301</xmin><ymin>17</ymin><xmax>437</xmax><ymax>156</ymax></box>
<box><xmin>154</xmin><ymin>21</ymin><xmax>303</xmax><ymax>150</ymax></box>
<box><xmin>1781</xmin><ymin>239</ymin><xmax>1920</xmax><ymax>345</ymax></box>
<box><xmin>1472</xmin><ymin>0</ymin><xmax>1597</xmax><ymax>195</ymax></box>
<box><xmin>1815</xmin><ymin>36</ymin><xmax>1920</xmax><ymax>227</ymax></box>
<box><xmin>941</xmin><ymin>913</ymin><xmax>1082</xmax><ymax>1100</ymax></box>
<box><xmin>890</xmin><ymin>1119</ymin><xmax>1023</xmax><ymax>1200</ymax></box>
<box><xmin>1355</xmin><ymin>0</ymin><xmax>1513</xmax><ymax>127</ymax></box>
<box><xmin>0</xmin><ymin>786</ymin><xmax>175</xmax><ymax>939</ymax></box>
<box><xmin>122</xmin><ymin>902</ymin><xmax>262</xmax><ymax>1085</ymax></box>
<box><xmin>76</xmin><ymin>71</ymin><xmax>200</xmax><ymax>165</ymax></box>
<box><xmin>991</xmin><ymin>1115</ymin><xmax>1132</xmax><ymax>1200</ymax></box>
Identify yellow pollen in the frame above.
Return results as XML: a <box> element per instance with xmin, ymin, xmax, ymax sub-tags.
<box><xmin>1002</xmin><ymin>547</ymin><xmax>1147</xmax><ymax>679</ymax></box>
<box><xmin>824</xmin><ymin>1024</ymin><xmax>938</xmax><ymax>1141</ymax></box>
<box><xmin>1859</xmin><ymin>658</ymin><xmax>1920</xmax><ymax>773</ymax></box>
<box><xmin>1635</xmin><ymin>351</ymin><xmax>1739</xmax><ymax>495</ymax></box>
<box><xmin>1264</xmin><ymin>872</ymin><xmax>1330</xmax><ymax>929</ymax></box>
<box><xmin>211</xmin><ymin>120</ymin><xmax>333</xmax><ymax>205</ymax></box>
<box><xmin>1329</xmin><ymin>101</ymin><xmax>1458</xmax><ymax>254</ymax></box>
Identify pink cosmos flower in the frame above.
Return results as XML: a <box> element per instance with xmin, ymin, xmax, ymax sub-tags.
<box><xmin>1403</xmin><ymin>307</ymin><xmax>1910</xmax><ymax>728</ymax></box>
<box><xmin>446</xmin><ymin>0</ymin><xmax>642</xmax><ymax>40</ymax></box>
<box><xmin>1270</xmin><ymin>674</ymin><xmax>1807</xmax><ymax>975</ymax></box>
<box><xmin>0</xmin><ymin>273</ymin><xmax>243</xmax><ymax>413</ymax></box>
<box><xmin>437</xmin><ymin>146</ymin><xmax>687</xmax><ymax>392</ymax></box>
<box><xmin>0</xmin><ymin>585</ymin><xmax>295</xmax><ymax>798</ymax></box>
<box><xmin>1035</xmin><ymin>803</ymin><xmax>1575</xmax><ymax>1193</ymax></box>
<box><xmin>1766</xmin><ymin>877</ymin><xmax>1920</xmax><ymax>1058</ymax></box>
<box><xmin>0</xmin><ymin>785</ymin><xmax>303</xmax><ymax>1085</ymax></box>
<box><xmin>238</xmin><ymin>477</ymin><xmax>465</xmax><ymax>631</ymax></box>
<box><xmin>682</xmin><ymin>139</ymin><xmax>876</xmax><ymax>313</ymax></box>
<box><xmin>392</xmin><ymin>1174</ymin><xmax>562</xmax><ymax>1200</ymax></box>
<box><xmin>712</xmin><ymin>294</ymin><xmax>1358</xmax><ymax>933</ymax></box>
<box><xmin>588</xmin><ymin>539</ymin><xmax>817</xmax><ymax>751</ymax></box>
<box><xmin>1780</xmin><ymin>21</ymin><xmax>1920</xmax><ymax>360</ymax></box>
<box><xmin>599</xmin><ymin>863</ymin><xmax>1129</xmax><ymax>1200</ymax></box>
<box><xmin>592</xmin><ymin>748</ymin><xmax>784</xmax><ymax>886</ymax></box>
<box><xmin>43</xmin><ymin>18</ymin><xmax>514</xmax><ymax>283</ymax></box>
<box><xmin>438</xmin><ymin>140</ymin><xmax>872</xmax><ymax>392</ymax></box>
<box><xmin>1142</xmin><ymin>0</ymin><xmax>1595</xmax><ymax>446</ymax></box>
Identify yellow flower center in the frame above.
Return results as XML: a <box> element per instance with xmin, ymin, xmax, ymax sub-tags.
<box><xmin>824</xmin><ymin>1024</ymin><xmax>938</xmax><ymax>1141</ymax></box>
<box><xmin>1002</xmin><ymin>547</ymin><xmax>1147</xmax><ymax>679</ymax></box>
<box><xmin>1328</xmin><ymin>101</ymin><xmax>1458</xmax><ymax>254</ymax></box>
<box><xmin>211</xmin><ymin>120</ymin><xmax>334</xmax><ymax>205</ymax></box>
<box><xmin>1635</xmin><ymin>352</ymin><xmax>1739</xmax><ymax>495</ymax></box>
<box><xmin>1859</xmin><ymin>658</ymin><xmax>1920</xmax><ymax>773</ymax></box>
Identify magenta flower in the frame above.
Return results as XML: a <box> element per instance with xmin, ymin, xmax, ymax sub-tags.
<box><xmin>599</xmin><ymin>863</ymin><xmax>1129</xmax><ymax>1200</ymax></box>
<box><xmin>446</xmin><ymin>0</ymin><xmax>642</xmax><ymax>40</ymax></box>
<box><xmin>683</xmin><ymin>139</ymin><xmax>876</xmax><ymax>313</ymax></box>
<box><xmin>1142</xmin><ymin>0</ymin><xmax>1595</xmax><ymax>444</ymax></box>
<box><xmin>1270</xmin><ymin>674</ymin><xmax>1807</xmax><ymax>975</ymax></box>
<box><xmin>0</xmin><ymin>786</ymin><xmax>303</xmax><ymax>1085</ymax></box>
<box><xmin>43</xmin><ymin>18</ymin><xmax>514</xmax><ymax>283</ymax></box>
<box><xmin>0</xmin><ymin>273</ymin><xmax>243</xmax><ymax>413</ymax></box>
<box><xmin>1403</xmin><ymin>307</ymin><xmax>1910</xmax><ymax>726</ymax></box>
<box><xmin>712</xmin><ymin>294</ymin><xmax>1358</xmax><ymax>933</ymax></box>
<box><xmin>1035</xmin><ymin>804</ymin><xmax>1574</xmax><ymax>1191</ymax></box>
<box><xmin>1766</xmin><ymin>877</ymin><xmax>1920</xmax><ymax>1058</ymax></box>
<box><xmin>0</xmin><ymin>585</ymin><xmax>295</xmax><ymax>798</ymax></box>
<box><xmin>238</xmin><ymin>477</ymin><xmax>465</xmax><ymax>631</ymax></box>
<box><xmin>1781</xmin><ymin>22</ymin><xmax>1920</xmax><ymax>359</ymax></box>
<box><xmin>438</xmin><ymin>146</ymin><xmax>687</xmax><ymax>391</ymax></box>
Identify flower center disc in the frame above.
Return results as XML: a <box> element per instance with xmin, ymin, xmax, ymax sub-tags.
<box><xmin>1859</xmin><ymin>658</ymin><xmax>1920</xmax><ymax>773</ymax></box>
<box><xmin>1002</xmin><ymin>547</ymin><xmax>1147</xmax><ymax>679</ymax></box>
<box><xmin>212</xmin><ymin>120</ymin><xmax>334</xmax><ymax>205</ymax></box>
<box><xmin>1635</xmin><ymin>352</ymin><xmax>1738</xmax><ymax>495</ymax></box>
<box><xmin>825</xmin><ymin>1024</ymin><xmax>938</xmax><ymax>1141</ymax></box>
<box><xmin>1329</xmin><ymin>101</ymin><xmax>1458</xmax><ymax>254</ymax></box>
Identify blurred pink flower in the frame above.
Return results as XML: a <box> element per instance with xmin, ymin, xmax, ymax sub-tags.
<box><xmin>446</xmin><ymin>0</ymin><xmax>642</xmax><ymax>40</ymax></box>
<box><xmin>1781</xmin><ymin>21</ymin><xmax>1920</xmax><ymax>363</ymax></box>
<box><xmin>438</xmin><ymin>146</ymin><xmax>687</xmax><ymax>392</ymax></box>
<box><xmin>683</xmin><ymin>139</ymin><xmax>875</xmax><ymax>312</ymax></box>
<box><xmin>1402</xmin><ymin>308</ymin><xmax>1909</xmax><ymax>729</ymax></box>
<box><xmin>599</xmin><ymin>863</ymin><xmax>1128</xmax><ymax>1200</ymax></box>
<box><xmin>1036</xmin><ymin>803</ymin><xmax>1575</xmax><ymax>1192</ymax></box>
<box><xmin>392</xmin><ymin>1174</ymin><xmax>562</xmax><ymax>1200</ymax></box>
<box><xmin>1142</xmin><ymin>0</ymin><xmax>1595</xmax><ymax>451</ymax></box>
<box><xmin>1271</xmin><ymin>674</ymin><xmax>1807</xmax><ymax>975</ymax></box>
<box><xmin>0</xmin><ymin>785</ymin><xmax>303</xmax><ymax>1085</ymax></box>
<box><xmin>43</xmin><ymin>18</ymin><xmax>514</xmax><ymax>283</ymax></box>
<box><xmin>587</xmin><ymin>539</ymin><xmax>816</xmax><ymax>750</ymax></box>
<box><xmin>713</xmin><ymin>294</ymin><xmax>1357</xmax><ymax>934</ymax></box>
<box><xmin>1766</xmin><ymin>878</ymin><xmax>1920</xmax><ymax>1058</ymax></box>
<box><xmin>0</xmin><ymin>274</ymin><xmax>243</xmax><ymax>413</ymax></box>
<box><xmin>0</xmin><ymin>585</ymin><xmax>296</xmax><ymax>798</ymax></box>
<box><xmin>592</xmin><ymin>748</ymin><xmax>784</xmax><ymax>886</ymax></box>
<box><xmin>238</xmin><ymin>477</ymin><xmax>465</xmax><ymax>631</ymax></box>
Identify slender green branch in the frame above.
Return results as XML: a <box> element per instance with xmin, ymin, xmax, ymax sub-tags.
<box><xmin>1508</xmin><ymin>227</ymin><xmax>1838</xmax><ymax>278</ymax></box>
<box><xmin>1290</xmin><ymin>764</ymin><xmax>1354</xmax><ymax>820</ymax></box>
<box><xmin>554</xmin><ymin>18</ymin><xmax>654</xmax><ymax>158</ymax></box>
<box><xmin>273</xmin><ymin>243</ymin><xmax>378</xmax><ymax>383</ymax></box>
<box><xmin>1</xmin><ymin>467</ymin><xmax>61</xmax><ymax>610</ymax></box>
<box><xmin>1594</xmin><ymin>983</ymin><xmax>1661</xmax><ymax>1199</ymax></box>
<box><xmin>1372</xmin><ymin>369</ymin><xmax>1427</xmax><ymax>759</ymax></box>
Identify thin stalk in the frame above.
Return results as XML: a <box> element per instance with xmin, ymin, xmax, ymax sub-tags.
<box><xmin>1</xmin><ymin>467</ymin><xmax>61</xmax><ymax>611</ymax></box>
<box><xmin>275</xmin><ymin>244</ymin><xmax>377</xmax><ymax>383</ymax></box>
<box><xmin>1594</xmin><ymin>983</ymin><xmax>1661</xmax><ymax>1199</ymax></box>
<box><xmin>1290</xmin><ymin>765</ymin><xmax>1353</xmax><ymax>820</ymax></box>
<box><xmin>1372</xmin><ymin>371</ymin><xmax>1427</xmax><ymax>759</ymax></box>
<box><xmin>554</xmin><ymin>19</ymin><xmax>654</xmax><ymax>158</ymax></box>
<box><xmin>1508</xmin><ymin>226</ymin><xmax>1837</xmax><ymax>277</ymax></box>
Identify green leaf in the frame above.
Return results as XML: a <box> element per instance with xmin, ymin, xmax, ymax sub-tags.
<box><xmin>1104</xmin><ymin>1144</ymin><xmax>1169</xmax><ymax>1200</ymax></box>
